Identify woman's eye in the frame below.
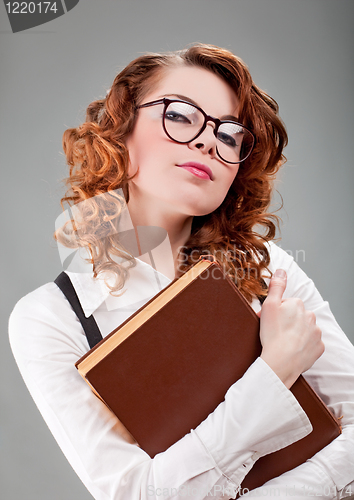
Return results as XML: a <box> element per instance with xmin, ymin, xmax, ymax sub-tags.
<box><xmin>165</xmin><ymin>111</ymin><xmax>191</xmax><ymax>123</ymax></box>
<box><xmin>217</xmin><ymin>131</ymin><xmax>237</xmax><ymax>148</ymax></box>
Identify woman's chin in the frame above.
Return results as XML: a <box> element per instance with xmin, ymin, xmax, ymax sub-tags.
<box><xmin>181</xmin><ymin>202</ymin><xmax>222</xmax><ymax>218</ymax></box>
<box><xmin>184</xmin><ymin>196</ymin><xmax>224</xmax><ymax>217</ymax></box>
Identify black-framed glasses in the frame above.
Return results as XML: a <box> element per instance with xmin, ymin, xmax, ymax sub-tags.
<box><xmin>137</xmin><ymin>98</ymin><xmax>255</xmax><ymax>164</ymax></box>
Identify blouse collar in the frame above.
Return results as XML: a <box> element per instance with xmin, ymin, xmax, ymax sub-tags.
<box><xmin>65</xmin><ymin>257</ymin><xmax>172</xmax><ymax>318</ymax></box>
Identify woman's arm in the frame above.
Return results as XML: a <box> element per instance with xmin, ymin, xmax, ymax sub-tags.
<box><xmin>9</xmin><ymin>279</ymin><xmax>312</xmax><ymax>500</ymax></box>
<box><xmin>245</xmin><ymin>244</ymin><xmax>354</xmax><ymax>499</ymax></box>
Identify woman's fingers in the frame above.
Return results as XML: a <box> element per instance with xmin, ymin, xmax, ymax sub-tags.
<box><xmin>258</xmin><ymin>269</ymin><xmax>287</xmax><ymax>325</ymax></box>
<box><xmin>259</xmin><ymin>270</ymin><xmax>324</xmax><ymax>388</ymax></box>
<box><xmin>266</xmin><ymin>268</ymin><xmax>287</xmax><ymax>305</ymax></box>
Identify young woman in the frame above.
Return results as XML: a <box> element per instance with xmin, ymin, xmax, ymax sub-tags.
<box><xmin>9</xmin><ymin>44</ymin><xmax>354</xmax><ymax>499</ymax></box>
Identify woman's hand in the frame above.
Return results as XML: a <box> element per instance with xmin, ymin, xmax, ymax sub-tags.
<box><xmin>259</xmin><ymin>269</ymin><xmax>325</xmax><ymax>389</ymax></box>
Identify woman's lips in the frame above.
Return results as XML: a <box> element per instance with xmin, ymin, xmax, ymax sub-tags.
<box><xmin>177</xmin><ymin>162</ymin><xmax>213</xmax><ymax>180</ymax></box>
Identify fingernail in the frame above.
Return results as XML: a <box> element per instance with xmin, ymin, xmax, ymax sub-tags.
<box><xmin>274</xmin><ymin>269</ymin><xmax>286</xmax><ymax>279</ymax></box>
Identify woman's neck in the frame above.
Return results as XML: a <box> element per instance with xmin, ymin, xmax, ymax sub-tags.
<box><xmin>127</xmin><ymin>191</ymin><xmax>193</xmax><ymax>280</ymax></box>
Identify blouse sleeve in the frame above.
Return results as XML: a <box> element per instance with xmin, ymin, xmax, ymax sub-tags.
<box><xmin>248</xmin><ymin>243</ymin><xmax>354</xmax><ymax>500</ymax></box>
<box><xmin>9</xmin><ymin>280</ymin><xmax>312</xmax><ymax>500</ymax></box>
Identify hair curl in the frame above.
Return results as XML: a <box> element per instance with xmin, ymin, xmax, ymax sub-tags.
<box><xmin>55</xmin><ymin>43</ymin><xmax>287</xmax><ymax>301</ymax></box>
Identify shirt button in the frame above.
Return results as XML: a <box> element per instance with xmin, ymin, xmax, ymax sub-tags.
<box><xmin>251</xmin><ymin>452</ymin><xmax>260</xmax><ymax>461</ymax></box>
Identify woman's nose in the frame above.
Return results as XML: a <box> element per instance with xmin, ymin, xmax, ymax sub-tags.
<box><xmin>187</xmin><ymin>124</ymin><xmax>217</xmax><ymax>158</ymax></box>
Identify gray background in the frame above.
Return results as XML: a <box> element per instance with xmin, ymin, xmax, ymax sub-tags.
<box><xmin>1</xmin><ymin>1</ymin><xmax>353</xmax><ymax>499</ymax></box>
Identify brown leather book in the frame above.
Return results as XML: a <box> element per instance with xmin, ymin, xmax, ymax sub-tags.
<box><xmin>75</xmin><ymin>259</ymin><xmax>341</xmax><ymax>491</ymax></box>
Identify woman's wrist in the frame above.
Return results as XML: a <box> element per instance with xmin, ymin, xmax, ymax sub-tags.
<box><xmin>260</xmin><ymin>353</ymin><xmax>299</xmax><ymax>389</ymax></box>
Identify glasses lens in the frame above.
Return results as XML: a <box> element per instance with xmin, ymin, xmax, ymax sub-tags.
<box><xmin>164</xmin><ymin>101</ymin><xmax>204</xmax><ymax>143</ymax></box>
<box><xmin>216</xmin><ymin>122</ymin><xmax>254</xmax><ymax>163</ymax></box>
<box><xmin>163</xmin><ymin>100</ymin><xmax>254</xmax><ymax>163</ymax></box>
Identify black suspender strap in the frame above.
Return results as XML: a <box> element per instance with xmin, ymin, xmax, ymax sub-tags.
<box><xmin>54</xmin><ymin>272</ymin><xmax>103</xmax><ymax>349</ymax></box>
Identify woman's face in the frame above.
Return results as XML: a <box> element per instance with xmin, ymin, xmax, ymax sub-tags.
<box><xmin>126</xmin><ymin>65</ymin><xmax>240</xmax><ymax>218</ymax></box>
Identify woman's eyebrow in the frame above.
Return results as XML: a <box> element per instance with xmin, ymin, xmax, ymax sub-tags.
<box><xmin>161</xmin><ymin>94</ymin><xmax>199</xmax><ymax>106</ymax></box>
<box><xmin>160</xmin><ymin>94</ymin><xmax>239</xmax><ymax>121</ymax></box>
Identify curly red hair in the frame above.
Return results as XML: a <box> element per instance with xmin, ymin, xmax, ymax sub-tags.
<box><xmin>55</xmin><ymin>44</ymin><xmax>287</xmax><ymax>301</ymax></box>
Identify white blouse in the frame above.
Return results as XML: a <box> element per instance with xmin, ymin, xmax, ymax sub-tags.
<box><xmin>8</xmin><ymin>243</ymin><xmax>354</xmax><ymax>499</ymax></box>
